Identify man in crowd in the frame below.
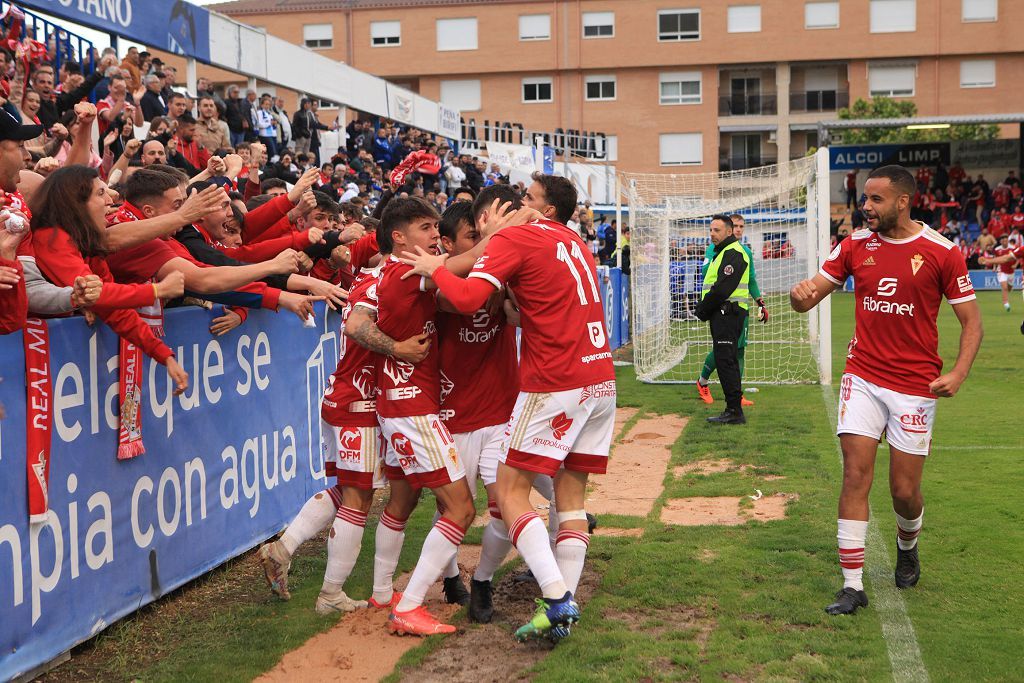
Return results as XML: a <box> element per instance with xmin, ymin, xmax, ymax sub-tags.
<box><xmin>140</xmin><ymin>74</ymin><xmax>167</xmax><ymax>122</ymax></box>
<box><xmin>198</xmin><ymin>96</ymin><xmax>231</xmax><ymax>153</ymax></box>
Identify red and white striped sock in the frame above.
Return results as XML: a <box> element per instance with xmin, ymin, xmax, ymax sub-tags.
<box><xmin>473</xmin><ymin>499</ymin><xmax>511</xmax><ymax>582</ymax></box>
<box><xmin>433</xmin><ymin>510</ymin><xmax>461</xmax><ymax>579</ymax></box>
<box><xmin>372</xmin><ymin>510</ymin><xmax>407</xmax><ymax>604</ymax></box>
<box><xmin>280</xmin><ymin>485</ymin><xmax>341</xmax><ymax>555</ymax></box>
<box><xmin>322</xmin><ymin>506</ymin><xmax>367</xmax><ymax>593</ymax></box>
<box><xmin>555</xmin><ymin>529</ymin><xmax>590</xmax><ymax>594</ymax></box>
<box><xmin>895</xmin><ymin>510</ymin><xmax>923</xmax><ymax>550</ymax></box>
<box><xmin>396</xmin><ymin>517</ymin><xmax>466</xmax><ymax>612</ymax></box>
<box><xmin>838</xmin><ymin>518</ymin><xmax>868</xmax><ymax>591</ymax></box>
<box><xmin>509</xmin><ymin>512</ymin><xmax>567</xmax><ymax>599</ymax></box>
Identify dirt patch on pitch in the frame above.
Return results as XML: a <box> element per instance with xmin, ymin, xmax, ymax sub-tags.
<box><xmin>603</xmin><ymin>604</ymin><xmax>715</xmax><ymax>649</ymax></box>
<box><xmin>593</xmin><ymin>527</ymin><xmax>644</xmax><ymax>538</ymax></box>
<box><xmin>673</xmin><ymin>458</ymin><xmax>786</xmax><ymax>481</ymax></box>
<box><xmin>660</xmin><ymin>493</ymin><xmax>799</xmax><ymax>526</ymax></box>
<box><xmin>396</xmin><ymin>555</ymin><xmax>605</xmax><ymax>683</ymax></box>
<box><xmin>587</xmin><ymin>414</ymin><xmax>688</xmax><ymax>517</ymax></box>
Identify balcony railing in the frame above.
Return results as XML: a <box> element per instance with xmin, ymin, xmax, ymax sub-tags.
<box><xmin>719</xmin><ymin>155</ymin><xmax>778</xmax><ymax>172</ymax></box>
<box><xmin>789</xmin><ymin>90</ymin><xmax>849</xmax><ymax>113</ymax></box>
<box><xmin>718</xmin><ymin>94</ymin><xmax>777</xmax><ymax>116</ymax></box>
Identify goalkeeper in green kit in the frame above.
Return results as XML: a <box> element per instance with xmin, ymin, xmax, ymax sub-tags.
<box><xmin>697</xmin><ymin>213</ymin><xmax>769</xmax><ymax>405</ymax></box>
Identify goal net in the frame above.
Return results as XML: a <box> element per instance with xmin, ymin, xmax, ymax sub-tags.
<box><xmin>623</xmin><ymin>149</ymin><xmax>832</xmax><ymax>385</ymax></box>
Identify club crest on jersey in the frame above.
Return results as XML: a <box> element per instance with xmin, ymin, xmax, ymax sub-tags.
<box><xmin>366</xmin><ymin>284</ymin><xmax>378</xmax><ymax>302</ymax></box>
<box><xmin>383</xmin><ymin>357</ymin><xmax>415</xmax><ymax>385</ymax></box>
<box><xmin>439</xmin><ymin>371</ymin><xmax>454</xmax><ymax>403</ymax></box>
<box><xmin>549</xmin><ymin>412</ymin><xmax>574</xmax><ymax>440</ymax></box>
<box><xmin>910</xmin><ymin>253</ymin><xmax>924</xmax><ymax>276</ymax></box>
<box><xmin>391</xmin><ymin>433</ymin><xmax>414</xmax><ymax>456</ymax></box>
<box><xmin>352</xmin><ymin>366</ymin><xmax>375</xmax><ymax>399</ymax></box>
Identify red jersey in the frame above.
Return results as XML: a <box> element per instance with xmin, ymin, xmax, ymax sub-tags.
<box><xmin>374</xmin><ymin>257</ymin><xmax>440</xmax><ymax>418</ymax></box>
<box><xmin>321</xmin><ymin>267</ymin><xmax>381</xmax><ymax>427</ymax></box>
<box><xmin>467</xmin><ymin>219</ymin><xmax>615</xmax><ymax>392</ymax></box>
<box><xmin>993</xmin><ymin>246</ymin><xmax>1019</xmax><ymax>275</ymax></box>
<box><xmin>437</xmin><ymin>302</ymin><xmax>519</xmax><ymax>433</ymax></box>
<box><xmin>819</xmin><ymin>225</ymin><xmax>976</xmax><ymax>398</ymax></box>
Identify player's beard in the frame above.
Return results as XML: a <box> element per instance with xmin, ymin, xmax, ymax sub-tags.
<box><xmin>867</xmin><ymin>207</ymin><xmax>899</xmax><ymax>234</ymax></box>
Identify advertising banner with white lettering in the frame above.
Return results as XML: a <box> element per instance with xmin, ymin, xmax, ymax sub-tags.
<box><xmin>437</xmin><ymin>104</ymin><xmax>460</xmax><ymax>142</ymax></box>
<box><xmin>0</xmin><ymin>305</ymin><xmax>338</xmax><ymax>680</ymax></box>
<box><xmin>20</xmin><ymin>0</ymin><xmax>211</xmax><ymax>61</ymax></box>
<box><xmin>829</xmin><ymin>142</ymin><xmax>950</xmax><ymax>171</ymax></box>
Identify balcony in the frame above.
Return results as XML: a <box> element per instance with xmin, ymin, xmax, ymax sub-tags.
<box><xmin>718</xmin><ymin>94</ymin><xmax>777</xmax><ymax>116</ymax></box>
<box><xmin>789</xmin><ymin>90</ymin><xmax>849</xmax><ymax>113</ymax></box>
<box><xmin>719</xmin><ymin>155</ymin><xmax>778</xmax><ymax>172</ymax></box>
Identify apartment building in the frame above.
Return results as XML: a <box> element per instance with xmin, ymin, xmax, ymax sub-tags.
<box><xmin>209</xmin><ymin>0</ymin><xmax>1024</xmax><ymax>174</ymax></box>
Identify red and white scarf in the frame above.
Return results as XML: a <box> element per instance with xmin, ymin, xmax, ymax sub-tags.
<box><xmin>23</xmin><ymin>318</ymin><xmax>52</xmax><ymax>522</ymax></box>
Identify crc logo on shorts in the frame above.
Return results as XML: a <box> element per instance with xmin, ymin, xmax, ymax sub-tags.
<box><xmin>549</xmin><ymin>412</ymin><xmax>574</xmax><ymax>440</ymax></box>
<box><xmin>876</xmin><ymin>277</ymin><xmax>898</xmax><ymax>297</ymax></box>
<box><xmin>587</xmin><ymin>321</ymin><xmax>606</xmax><ymax>349</ymax></box>
<box><xmin>383</xmin><ymin>357</ymin><xmax>414</xmax><ymax>385</ymax></box>
<box><xmin>899</xmin><ymin>407</ymin><xmax>928</xmax><ymax>433</ymax></box>
<box><xmin>338</xmin><ymin>427</ymin><xmax>362</xmax><ymax>461</ymax></box>
<box><xmin>391</xmin><ymin>433</ymin><xmax>414</xmax><ymax>456</ymax></box>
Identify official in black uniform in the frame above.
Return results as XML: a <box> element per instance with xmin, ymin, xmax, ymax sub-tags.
<box><xmin>696</xmin><ymin>214</ymin><xmax>750</xmax><ymax>425</ymax></box>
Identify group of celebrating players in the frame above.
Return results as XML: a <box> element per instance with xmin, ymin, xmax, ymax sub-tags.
<box><xmin>257</xmin><ymin>173</ymin><xmax>616</xmax><ymax>641</ymax></box>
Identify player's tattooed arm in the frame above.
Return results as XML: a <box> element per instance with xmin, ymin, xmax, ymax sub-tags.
<box><xmin>346</xmin><ymin>306</ymin><xmax>431</xmax><ymax>363</ymax></box>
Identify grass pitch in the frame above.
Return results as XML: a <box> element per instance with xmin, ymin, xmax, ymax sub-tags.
<box><xmin>44</xmin><ymin>291</ymin><xmax>1022</xmax><ymax>682</ymax></box>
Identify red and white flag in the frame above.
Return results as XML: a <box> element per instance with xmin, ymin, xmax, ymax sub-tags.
<box><xmin>23</xmin><ymin>317</ymin><xmax>51</xmax><ymax>523</ymax></box>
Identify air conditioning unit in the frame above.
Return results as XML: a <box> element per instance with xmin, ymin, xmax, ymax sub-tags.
<box><xmin>768</xmin><ymin>131</ymin><xmax>777</xmax><ymax>144</ymax></box>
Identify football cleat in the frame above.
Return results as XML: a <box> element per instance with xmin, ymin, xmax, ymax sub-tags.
<box><xmin>511</xmin><ymin>568</ymin><xmax>536</xmax><ymax>583</ymax></box>
<box><xmin>469</xmin><ymin>578</ymin><xmax>494</xmax><ymax>623</ymax></box>
<box><xmin>258</xmin><ymin>540</ymin><xmax>292</xmax><ymax>601</ymax></box>
<box><xmin>825</xmin><ymin>587</ymin><xmax>869</xmax><ymax>615</ymax></box>
<box><xmin>315</xmin><ymin>590</ymin><xmax>368</xmax><ymax>615</ymax></box>
<box><xmin>443</xmin><ymin>575</ymin><xmax>470</xmax><ymax>606</ymax></box>
<box><xmin>697</xmin><ymin>382</ymin><xmax>714</xmax><ymax>404</ymax></box>
<box><xmin>368</xmin><ymin>591</ymin><xmax>402</xmax><ymax>609</ymax></box>
<box><xmin>895</xmin><ymin>544</ymin><xmax>921</xmax><ymax>589</ymax></box>
<box><xmin>388</xmin><ymin>605</ymin><xmax>456</xmax><ymax>636</ymax></box>
<box><xmin>706</xmin><ymin>408</ymin><xmax>746</xmax><ymax>425</ymax></box>
<box><xmin>740</xmin><ymin>395</ymin><xmax>754</xmax><ymax>407</ymax></box>
<box><xmin>514</xmin><ymin>593</ymin><xmax>580</xmax><ymax>642</ymax></box>
<box><xmin>1004</xmin><ymin>302</ymin><xmax>1011</xmax><ymax>312</ymax></box>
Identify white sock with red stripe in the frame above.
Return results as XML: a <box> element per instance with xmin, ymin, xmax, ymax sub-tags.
<box><xmin>322</xmin><ymin>506</ymin><xmax>367</xmax><ymax>593</ymax></box>
<box><xmin>509</xmin><ymin>512</ymin><xmax>567</xmax><ymax>599</ymax></box>
<box><xmin>838</xmin><ymin>518</ymin><xmax>868</xmax><ymax>591</ymax></box>
<box><xmin>395</xmin><ymin>517</ymin><xmax>466</xmax><ymax>612</ymax></box>
<box><xmin>473</xmin><ymin>499</ymin><xmax>511</xmax><ymax>582</ymax></box>
<box><xmin>554</xmin><ymin>529</ymin><xmax>590</xmax><ymax>593</ymax></box>
<box><xmin>433</xmin><ymin>510</ymin><xmax>461</xmax><ymax>580</ymax></box>
<box><xmin>372</xmin><ymin>510</ymin><xmax>408</xmax><ymax>604</ymax></box>
<box><xmin>280</xmin><ymin>485</ymin><xmax>342</xmax><ymax>555</ymax></box>
<box><xmin>895</xmin><ymin>509</ymin><xmax>923</xmax><ymax>550</ymax></box>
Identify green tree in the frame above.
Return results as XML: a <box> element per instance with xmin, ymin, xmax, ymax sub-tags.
<box><xmin>836</xmin><ymin>97</ymin><xmax>1000</xmax><ymax>144</ymax></box>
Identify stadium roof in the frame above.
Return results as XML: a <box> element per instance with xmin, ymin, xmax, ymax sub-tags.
<box><xmin>819</xmin><ymin>113</ymin><xmax>1024</xmax><ymax>130</ymax></box>
<box><xmin>209</xmin><ymin>0</ymin><xmax>518</xmax><ymax>14</ymax></box>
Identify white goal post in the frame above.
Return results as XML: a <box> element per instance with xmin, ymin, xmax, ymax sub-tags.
<box><xmin>623</xmin><ymin>148</ymin><xmax>832</xmax><ymax>385</ymax></box>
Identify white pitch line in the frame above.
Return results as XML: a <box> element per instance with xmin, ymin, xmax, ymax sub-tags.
<box><xmin>820</xmin><ymin>385</ymin><xmax>930</xmax><ymax>683</ymax></box>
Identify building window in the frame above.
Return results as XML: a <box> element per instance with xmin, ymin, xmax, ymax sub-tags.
<box><xmin>870</xmin><ymin>0</ymin><xmax>916</xmax><ymax>33</ymax></box>
<box><xmin>868</xmin><ymin>63</ymin><xmax>916</xmax><ymax>96</ymax></box>
<box><xmin>522</xmin><ymin>77</ymin><xmax>553</xmax><ymax>103</ymax></box>
<box><xmin>440</xmin><ymin>79</ymin><xmax>481</xmax><ymax>110</ymax></box>
<box><xmin>437</xmin><ymin>17</ymin><xmax>478</xmax><ymax>51</ymax></box>
<box><xmin>960</xmin><ymin>59</ymin><xmax>995</xmax><ymax>88</ymax></box>
<box><xmin>519</xmin><ymin>14</ymin><xmax>551</xmax><ymax>40</ymax></box>
<box><xmin>303</xmin><ymin>24</ymin><xmax>333</xmax><ymax>49</ymax></box>
<box><xmin>370</xmin><ymin>21</ymin><xmax>400</xmax><ymax>47</ymax></box>
<box><xmin>582</xmin><ymin>11</ymin><xmax>614</xmax><ymax>38</ymax></box>
<box><xmin>805</xmin><ymin>1</ymin><xmax>839</xmax><ymax>28</ymax></box>
<box><xmin>604</xmin><ymin>135</ymin><xmax>618</xmax><ymax>162</ymax></box>
<box><xmin>658</xmin><ymin>9</ymin><xmax>700</xmax><ymax>41</ymax></box>
<box><xmin>962</xmin><ymin>0</ymin><xmax>997</xmax><ymax>21</ymax></box>
<box><xmin>584</xmin><ymin>75</ymin><xmax>616</xmax><ymax>101</ymax></box>
<box><xmin>660</xmin><ymin>133</ymin><xmax>703</xmax><ymax>166</ymax></box>
<box><xmin>727</xmin><ymin>5</ymin><xmax>761</xmax><ymax>33</ymax></box>
<box><xmin>659</xmin><ymin>71</ymin><xmax>702</xmax><ymax>105</ymax></box>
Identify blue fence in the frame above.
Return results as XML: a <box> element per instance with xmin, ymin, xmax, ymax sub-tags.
<box><xmin>597</xmin><ymin>266</ymin><xmax>630</xmax><ymax>351</ymax></box>
<box><xmin>0</xmin><ymin>305</ymin><xmax>339</xmax><ymax>681</ymax></box>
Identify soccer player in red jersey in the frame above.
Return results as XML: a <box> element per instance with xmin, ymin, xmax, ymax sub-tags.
<box><xmin>790</xmin><ymin>165</ymin><xmax>983</xmax><ymax>615</ymax></box>
<box><xmin>979</xmin><ymin>234</ymin><xmax>1019</xmax><ymax>311</ymax></box>
<box><xmin>401</xmin><ymin>174</ymin><xmax>616</xmax><ymax>643</ymax></box>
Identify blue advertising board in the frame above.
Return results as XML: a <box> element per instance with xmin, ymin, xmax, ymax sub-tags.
<box><xmin>0</xmin><ymin>305</ymin><xmax>337</xmax><ymax>680</ymax></box>
<box><xmin>596</xmin><ymin>266</ymin><xmax>630</xmax><ymax>351</ymax></box>
<box><xmin>20</xmin><ymin>0</ymin><xmax>211</xmax><ymax>61</ymax></box>
<box><xmin>828</xmin><ymin>142</ymin><xmax>949</xmax><ymax>171</ymax></box>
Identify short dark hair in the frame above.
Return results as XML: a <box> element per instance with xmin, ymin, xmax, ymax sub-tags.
<box><xmin>246</xmin><ymin>194</ymin><xmax>273</xmax><ymax>211</ymax></box>
<box><xmin>124</xmin><ymin>168</ymin><xmax>181</xmax><ymax>206</ymax></box>
<box><xmin>530</xmin><ymin>172</ymin><xmax>577</xmax><ymax>224</ymax></box>
<box><xmin>340</xmin><ymin>201</ymin><xmax>363</xmax><ymax>221</ymax></box>
<box><xmin>380</xmin><ymin>197</ymin><xmax>440</xmax><ymax>253</ymax></box>
<box><xmin>711</xmin><ymin>214</ymin><xmax>735</xmax><ymax>229</ymax></box>
<box><xmin>439</xmin><ymin>200</ymin><xmax>475</xmax><ymax>242</ymax></box>
<box><xmin>868</xmin><ymin>165</ymin><xmax>916</xmax><ymax>197</ymax></box>
<box><xmin>177</xmin><ymin>112</ymin><xmax>197</xmax><ymax>125</ymax></box>
<box><xmin>453</xmin><ymin>185</ymin><xmax>477</xmax><ymax>200</ymax></box>
<box><xmin>146</xmin><ymin>164</ymin><xmax>189</xmax><ymax>184</ymax></box>
<box><xmin>168</xmin><ymin>92</ymin><xmax>186</xmax><ymax>102</ymax></box>
<box><xmin>311</xmin><ymin>190</ymin><xmax>339</xmax><ymax>216</ymax></box>
<box><xmin>729</xmin><ymin>213</ymin><xmax>744</xmax><ymax>222</ymax></box>
<box><xmin>260</xmin><ymin>178</ymin><xmax>288</xmax><ymax>192</ymax></box>
<box><xmin>473</xmin><ymin>184</ymin><xmax>522</xmax><ymax>225</ymax></box>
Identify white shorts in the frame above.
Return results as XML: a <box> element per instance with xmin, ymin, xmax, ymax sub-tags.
<box><xmin>837</xmin><ymin>374</ymin><xmax>936</xmax><ymax>456</ymax></box>
<box><xmin>379</xmin><ymin>414</ymin><xmax>465</xmax><ymax>490</ymax></box>
<box><xmin>501</xmin><ymin>380</ymin><xmax>617</xmax><ymax>476</ymax></box>
<box><xmin>997</xmin><ymin>271</ymin><xmax>1013</xmax><ymax>284</ymax></box>
<box><xmin>321</xmin><ymin>420</ymin><xmax>386</xmax><ymax>490</ymax></box>
<box><xmin>453</xmin><ymin>423</ymin><xmax>505</xmax><ymax>490</ymax></box>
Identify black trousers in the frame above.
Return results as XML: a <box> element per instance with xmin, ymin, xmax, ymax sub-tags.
<box><xmin>709</xmin><ymin>303</ymin><xmax>748</xmax><ymax>411</ymax></box>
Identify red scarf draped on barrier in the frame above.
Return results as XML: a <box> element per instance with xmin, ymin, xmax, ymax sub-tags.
<box><xmin>23</xmin><ymin>317</ymin><xmax>51</xmax><ymax>523</ymax></box>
